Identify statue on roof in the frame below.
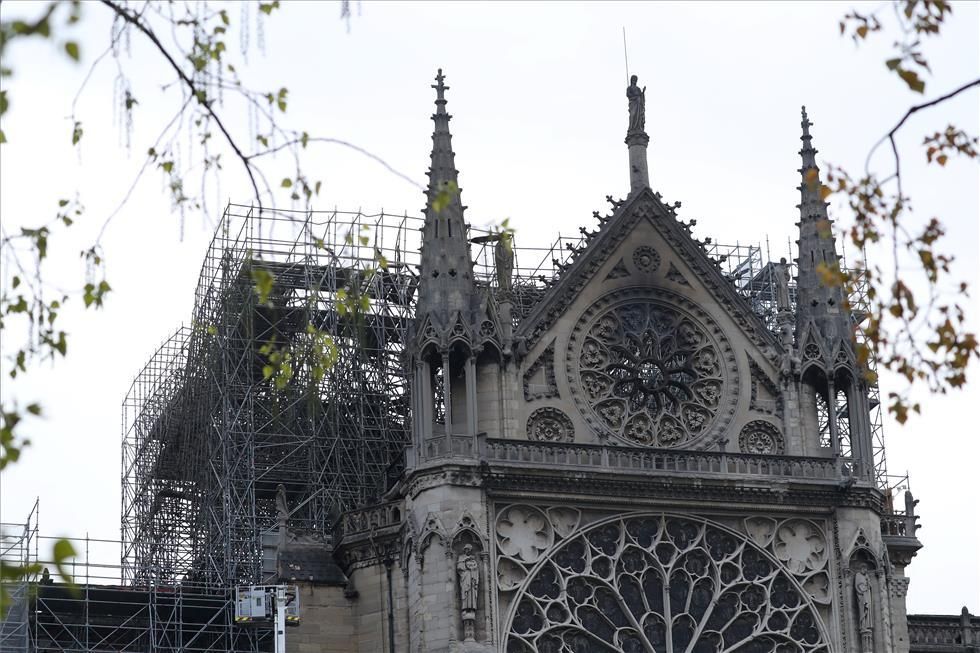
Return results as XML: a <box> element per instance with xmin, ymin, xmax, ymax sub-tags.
<box><xmin>494</xmin><ymin>233</ymin><xmax>514</xmax><ymax>293</ymax></box>
<box><xmin>627</xmin><ymin>74</ymin><xmax>646</xmax><ymax>134</ymax></box>
<box><xmin>775</xmin><ymin>257</ymin><xmax>792</xmax><ymax>313</ymax></box>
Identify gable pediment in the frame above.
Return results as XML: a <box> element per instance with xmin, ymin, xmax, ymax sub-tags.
<box><xmin>515</xmin><ymin>188</ymin><xmax>782</xmax><ymax>359</ymax></box>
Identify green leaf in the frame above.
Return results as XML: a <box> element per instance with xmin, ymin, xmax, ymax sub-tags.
<box><xmin>281</xmin><ymin>178</ymin><xmax>292</xmax><ymax>188</ymax></box>
<box><xmin>52</xmin><ymin>538</ymin><xmax>77</xmax><ymax>585</ymax></box>
<box><xmin>259</xmin><ymin>1</ymin><xmax>280</xmax><ymax>15</ymax></box>
<box><xmin>71</xmin><ymin>121</ymin><xmax>83</xmax><ymax>145</ymax></box>
<box><xmin>431</xmin><ymin>180</ymin><xmax>459</xmax><ymax>214</ymax></box>
<box><xmin>885</xmin><ymin>58</ymin><xmax>902</xmax><ymax>70</ymax></box>
<box><xmin>251</xmin><ymin>267</ymin><xmax>275</xmax><ymax>305</ymax></box>
<box><xmin>64</xmin><ymin>41</ymin><xmax>80</xmax><ymax>61</ymax></box>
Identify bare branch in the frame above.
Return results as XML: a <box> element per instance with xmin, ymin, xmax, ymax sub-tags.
<box><xmin>98</xmin><ymin>0</ymin><xmax>266</xmax><ymax>207</ymax></box>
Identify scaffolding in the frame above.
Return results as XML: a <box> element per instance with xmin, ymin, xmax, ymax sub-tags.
<box><xmin>119</xmin><ymin>204</ymin><xmax>585</xmax><ymax>592</ymax></box>
<box><xmin>2</xmin><ymin>505</ymin><xmax>265</xmax><ymax>653</ymax></box>
<box><xmin>707</xmin><ymin>241</ymin><xmax>889</xmax><ymax>488</ymax></box>
<box><xmin>120</xmin><ymin>205</ymin><xmax>891</xmax><ymax>597</ymax></box>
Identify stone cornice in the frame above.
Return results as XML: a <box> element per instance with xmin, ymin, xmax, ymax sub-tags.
<box><xmin>482</xmin><ymin>465</ymin><xmax>885</xmax><ymax>513</ymax></box>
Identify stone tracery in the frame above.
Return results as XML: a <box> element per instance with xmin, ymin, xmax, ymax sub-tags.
<box><xmin>503</xmin><ymin>514</ymin><xmax>829</xmax><ymax>653</ymax></box>
<box><xmin>569</xmin><ymin>293</ymin><xmax>735</xmax><ymax>448</ymax></box>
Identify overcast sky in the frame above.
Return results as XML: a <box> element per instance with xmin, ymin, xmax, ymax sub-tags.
<box><xmin>1</xmin><ymin>1</ymin><xmax>977</xmax><ymax>613</ymax></box>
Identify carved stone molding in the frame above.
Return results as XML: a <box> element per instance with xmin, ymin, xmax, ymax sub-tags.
<box><xmin>666</xmin><ymin>261</ymin><xmax>690</xmax><ymax>286</ymax></box>
<box><xmin>604</xmin><ymin>258</ymin><xmax>630</xmax><ymax>280</ymax></box>
<box><xmin>406</xmin><ymin>466</ymin><xmax>484</xmax><ymax>500</ymax></box>
<box><xmin>522</xmin><ymin>341</ymin><xmax>559</xmax><ymax>401</ymax></box>
<box><xmin>738</xmin><ymin>420</ymin><xmax>786</xmax><ymax>455</ymax></box>
<box><xmin>749</xmin><ymin>357</ymin><xmax>782</xmax><ymax>415</ymax></box>
<box><xmin>526</xmin><ymin>407</ymin><xmax>575</xmax><ymax>443</ymax></box>
<box><xmin>888</xmin><ymin>576</ymin><xmax>911</xmax><ymax>599</ymax></box>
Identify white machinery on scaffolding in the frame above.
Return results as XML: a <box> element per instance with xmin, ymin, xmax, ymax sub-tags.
<box><xmin>234</xmin><ymin>585</ymin><xmax>301</xmax><ymax>653</ymax></box>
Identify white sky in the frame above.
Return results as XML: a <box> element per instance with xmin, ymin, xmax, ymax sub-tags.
<box><xmin>1</xmin><ymin>1</ymin><xmax>977</xmax><ymax>614</ymax></box>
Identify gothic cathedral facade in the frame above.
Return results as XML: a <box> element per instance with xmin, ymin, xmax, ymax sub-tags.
<box><xmin>309</xmin><ymin>70</ymin><xmax>923</xmax><ymax>653</ymax></box>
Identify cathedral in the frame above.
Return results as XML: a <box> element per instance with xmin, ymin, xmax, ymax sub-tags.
<box><xmin>10</xmin><ymin>68</ymin><xmax>980</xmax><ymax>653</ymax></box>
<box><xmin>285</xmin><ymin>69</ymin><xmax>927</xmax><ymax>653</ymax></box>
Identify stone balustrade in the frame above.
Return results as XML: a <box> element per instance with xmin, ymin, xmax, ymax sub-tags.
<box><xmin>881</xmin><ymin>511</ymin><xmax>919</xmax><ymax>538</ymax></box>
<box><xmin>908</xmin><ymin>608</ymin><xmax>979</xmax><ymax>651</ymax></box>
<box><xmin>482</xmin><ymin>437</ymin><xmax>848</xmax><ymax>481</ymax></box>
<box><xmin>340</xmin><ymin>501</ymin><xmax>403</xmax><ymax>537</ymax></box>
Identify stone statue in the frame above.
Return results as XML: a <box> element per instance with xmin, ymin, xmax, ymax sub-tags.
<box><xmin>494</xmin><ymin>233</ymin><xmax>514</xmax><ymax>293</ymax></box>
<box><xmin>775</xmin><ymin>258</ymin><xmax>792</xmax><ymax>312</ymax></box>
<box><xmin>457</xmin><ymin>544</ymin><xmax>480</xmax><ymax>640</ymax></box>
<box><xmin>275</xmin><ymin>483</ymin><xmax>288</xmax><ymax>527</ymax></box>
<box><xmin>854</xmin><ymin>569</ymin><xmax>873</xmax><ymax>652</ymax></box>
<box><xmin>904</xmin><ymin>489</ymin><xmax>920</xmax><ymax>535</ymax></box>
<box><xmin>626</xmin><ymin>74</ymin><xmax>646</xmax><ymax>134</ymax></box>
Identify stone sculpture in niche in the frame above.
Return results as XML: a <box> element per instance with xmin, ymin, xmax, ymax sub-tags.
<box><xmin>526</xmin><ymin>407</ymin><xmax>574</xmax><ymax>443</ymax></box>
<box><xmin>457</xmin><ymin>544</ymin><xmax>480</xmax><ymax>641</ymax></box>
<box><xmin>854</xmin><ymin>568</ymin><xmax>874</xmax><ymax>653</ymax></box>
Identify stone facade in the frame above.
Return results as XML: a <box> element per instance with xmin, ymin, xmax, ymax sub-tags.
<box><xmin>286</xmin><ymin>71</ymin><xmax>933</xmax><ymax>652</ymax></box>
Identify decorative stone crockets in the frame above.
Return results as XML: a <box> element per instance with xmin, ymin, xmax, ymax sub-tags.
<box><xmin>409</xmin><ymin>69</ymin><xmax>500</xmax><ymax>357</ymax></box>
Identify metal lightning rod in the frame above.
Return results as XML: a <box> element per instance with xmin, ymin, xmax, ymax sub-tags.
<box><xmin>622</xmin><ymin>27</ymin><xmax>630</xmax><ymax>84</ymax></box>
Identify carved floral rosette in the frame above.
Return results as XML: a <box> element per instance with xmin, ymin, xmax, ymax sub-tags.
<box><xmin>495</xmin><ymin>506</ymin><xmax>832</xmax><ymax>652</ymax></box>
<box><xmin>567</xmin><ymin>289</ymin><xmax>738</xmax><ymax>448</ymax></box>
<box><xmin>527</xmin><ymin>408</ymin><xmax>575</xmax><ymax>443</ymax></box>
<box><xmin>632</xmin><ymin>246</ymin><xmax>661</xmax><ymax>273</ymax></box>
<box><xmin>738</xmin><ymin>420</ymin><xmax>786</xmax><ymax>455</ymax></box>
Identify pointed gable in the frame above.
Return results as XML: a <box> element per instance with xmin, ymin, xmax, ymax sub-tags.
<box><xmin>515</xmin><ymin>188</ymin><xmax>782</xmax><ymax>358</ymax></box>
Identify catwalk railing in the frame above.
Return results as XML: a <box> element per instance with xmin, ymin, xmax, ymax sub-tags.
<box><xmin>4</xmin><ymin>530</ymin><xmax>269</xmax><ymax>653</ymax></box>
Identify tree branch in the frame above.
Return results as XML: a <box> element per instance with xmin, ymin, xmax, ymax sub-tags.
<box><xmin>250</xmin><ymin>136</ymin><xmax>423</xmax><ymax>190</ymax></box>
<box><xmin>98</xmin><ymin>0</ymin><xmax>265</xmax><ymax>207</ymax></box>
<box><xmin>865</xmin><ymin>77</ymin><xmax>980</xmax><ymax>184</ymax></box>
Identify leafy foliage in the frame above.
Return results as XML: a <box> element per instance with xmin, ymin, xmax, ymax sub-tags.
<box><xmin>829</xmin><ymin>0</ymin><xmax>978</xmax><ymax>422</ymax></box>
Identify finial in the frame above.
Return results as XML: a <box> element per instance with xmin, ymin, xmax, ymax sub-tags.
<box><xmin>432</xmin><ymin>68</ymin><xmax>449</xmax><ymax>106</ymax></box>
<box><xmin>801</xmin><ymin>105</ymin><xmax>812</xmax><ymax>139</ymax></box>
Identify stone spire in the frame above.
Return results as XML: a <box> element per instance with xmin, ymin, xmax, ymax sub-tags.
<box><xmin>795</xmin><ymin>106</ymin><xmax>852</xmax><ymax>351</ymax></box>
<box><xmin>416</xmin><ymin>68</ymin><xmax>480</xmax><ymax>331</ymax></box>
<box><xmin>625</xmin><ymin>74</ymin><xmax>650</xmax><ymax>195</ymax></box>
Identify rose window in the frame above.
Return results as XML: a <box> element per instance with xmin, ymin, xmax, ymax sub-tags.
<box><xmin>571</xmin><ymin>297</ymin><xmax>732</xmax><ymax>448</ymax></box>
<box><xmin>504</xmin><ymin>515</ymin><xmax>828</xmax><ymax>653</ymax></box>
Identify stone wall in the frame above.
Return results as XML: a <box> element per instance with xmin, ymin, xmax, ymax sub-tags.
<box><xmin>285</xmin><ymin>583</ymin><xmax>353</xmax><ymax>653</ymax></box>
